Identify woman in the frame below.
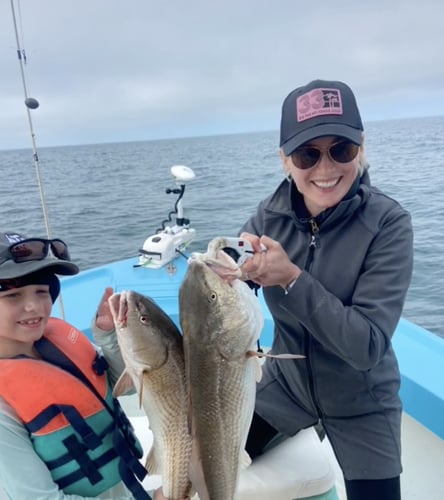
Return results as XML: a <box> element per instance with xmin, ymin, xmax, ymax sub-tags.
<box><xmin>0</xmin><ymin>232</ymin><xmax>149</xmax><ymax>499</ymax></box>
<box><xmin>240</xmin><ymin>79</ymin><xmax>413</xmax><ymax>500</ymax></box>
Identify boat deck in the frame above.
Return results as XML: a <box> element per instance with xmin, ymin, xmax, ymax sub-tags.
<box><xmin>0</xmin><ymin>408</ymin><xmax>442</xmax><ymax>500</ymax></box>
<box><xmin>119</xmin><ymin>395</ymin><xmax>444</xmax><ymax>499</ymax></box>
<box><xmin>324</xmin><ymin>413</ymin><xmax>444</xmax><ymax>500</ymax></box>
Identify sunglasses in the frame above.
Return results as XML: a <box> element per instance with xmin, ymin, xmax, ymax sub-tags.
<box><xmin>1</xmin><ymin>238</ymin><xmax>71</xmax><ymax>265</ymax></box>
<box><xmin>290</xmin><ymin>140</ymin><xmax>360</xmax><ymax>170</ymax></box>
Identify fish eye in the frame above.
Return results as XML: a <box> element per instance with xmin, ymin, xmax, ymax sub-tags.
<box><xmin>208</xmin><ymin>291</ymin><xmax>218</xmax><ymax>303</ymax></box>
<box><xmin>139</xmin><ymin>314</ymin><xmax>149</xmax><ymax>324</ymax></box>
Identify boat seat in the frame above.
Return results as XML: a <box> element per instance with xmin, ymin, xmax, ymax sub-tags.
<box><xmin>131</xmin><ymin>416</ymin><xmax>339</xmax><ymax>499</ymax></box>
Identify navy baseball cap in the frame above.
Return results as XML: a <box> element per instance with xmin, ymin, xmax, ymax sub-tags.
<box><xmin>0</xmin><ymin>232</ymin><xmax>79</xmax><ymax>280</ymax></box>
<box><xmin>280</xmin><ymin>79</ymin><xmax>364</xmax><ymax>155</ymax></box>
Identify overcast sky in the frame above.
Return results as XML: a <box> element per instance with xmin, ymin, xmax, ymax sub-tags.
<box><xmin>1</xmin><ymin>0</ymin><xmax>443</xmax><ymax>150</ymax></box>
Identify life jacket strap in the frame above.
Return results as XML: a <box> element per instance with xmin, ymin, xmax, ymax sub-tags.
<box><xmin>93</xmin><ymin>352</ymin><xmax>109</xmax><ymax>375</ymax></box>
<box><xmin>55</xmin><ymin>446</ymin><xmax>118</xmax><ymax>490</ymax></box>
<box><xmin>27</xmin><ymin>404</ymin><xmax>102</xmax><ymax>450</ymax></box>
<box><xmin>111</xmin><ymin>400</ymin><xmax>150</xmax><ymax>499</ymax></box>
<box><xmin>113</xmin><ymin>399</ymin><xmax>142</xmax><ymax>457</ymax></box>
<box><xmin>62</xmin><ymin>433</ymin><xmax>104</xmax><ymax>485</ymax></box>
<box><xmin>118</xmin><ymin>458</ymin><xmax>151</xmax><ymax>500</ymax></box>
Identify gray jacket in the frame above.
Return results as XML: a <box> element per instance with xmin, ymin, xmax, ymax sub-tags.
<box><xmin>241</xmin><ymin>171</ymin><xmax>413</xmax><ymax>447</ymax></box>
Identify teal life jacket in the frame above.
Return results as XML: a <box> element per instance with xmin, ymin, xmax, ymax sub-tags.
<box><xmin>0</xmin><ymin>317</ymin><xmax>150</xmax><ymax>499</ymax></box>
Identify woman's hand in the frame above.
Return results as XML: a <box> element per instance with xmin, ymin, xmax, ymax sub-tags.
<box><xmin>239</xmin><ymin>233</ymin><xmax>301</xmax><ymax>289</ymax></box>
<box><xmin>94</xmin><ymin>287</ymin><xmax>115</xmax><ymax>331</ymax></box>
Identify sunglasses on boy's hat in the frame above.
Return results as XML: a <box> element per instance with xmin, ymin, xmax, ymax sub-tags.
<box><xmin>1</xmin><ymin>238</ymin><xmax>70</xmax><ymax>264</ymax></box>
<box><xmin>290</xmin><ymin>139</ymin><xmax>360</xmax><ymax>170</ymax></box>
<box><xmin>0</xmin><ymin>233</ymin><xmax>79</xmax><ymax>280</ymax></box>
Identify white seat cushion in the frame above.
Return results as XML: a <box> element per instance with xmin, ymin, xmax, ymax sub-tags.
<box><xmin>131</xmin><ymin>417</ymin><xmax>336</xmax><ymax>499</ymax></box>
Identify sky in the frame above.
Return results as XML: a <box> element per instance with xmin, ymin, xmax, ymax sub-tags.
<box><xmin>1</xmin><ymin>0</ymin><xmax>444</xmax><ymax>150</ymax></box>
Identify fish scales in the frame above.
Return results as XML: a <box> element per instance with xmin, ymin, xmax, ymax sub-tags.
<box><xmin>188</xmin><ymin>349</ymin><xmax>257</xmax><ymax>500</ymax></box>
<box><xmin>140</xmin><ymin>355</ymin><xmax>191</xmax><ymax>498</ymax></box>
<box><xmin>109</xmin><ymin>290</ymin><xmax>192</xmax><ymax>500</ymax></box>
<box><xmin>179</xmin><ymin>259</ymin><xmax>263</xmax><ymax>500</ymax></box>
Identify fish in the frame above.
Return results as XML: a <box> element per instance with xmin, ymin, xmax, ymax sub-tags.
<box><xmin>190</xmin><ymin>237</ymin><xmax>244</xmax><ymax>280</ymax></box>
<box><xmin>179</xmin><ymin>257</ymin><xmax>264</xmax><ymax>500</ymax></box>
<box><xmin>109</xmin><ymin>290</ymin><xmax>192</xmax><ymax>500</ymax></box>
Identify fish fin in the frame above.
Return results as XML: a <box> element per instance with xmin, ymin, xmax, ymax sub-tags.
<box><xmin>112</xmin><ymin>370</ymin><xmax>135</xmax><ymax>397</ymax></box>
<box><xmin>267</xmin><ymin>353</ymin><xmax>306</xmax><ymax>359</ymax></box>
<box><xmin>247</xmin><ymin>350</ymin><xmax>306</xmax><ymax>360</ymax></box>
<box><xmin>145</xmin><ymin>446</ymin><xmax>162</xmax><ymax>475</ymax></box>
<box><xmin>240</xmin><ymin>449</ymin><xmax>252</xmax><ymax>469</ymax></box>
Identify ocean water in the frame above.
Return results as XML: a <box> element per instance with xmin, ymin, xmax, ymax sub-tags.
<box><xmin>1</xmin><ymin>116</ymin><xmax>443</xmax><ymax>338</ymax></box>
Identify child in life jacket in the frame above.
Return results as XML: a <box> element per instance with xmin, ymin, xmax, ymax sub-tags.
<box><xmin>0</xmin><ymin>231</ymin><xmax>151</xmax><ymax>499</ymax></box>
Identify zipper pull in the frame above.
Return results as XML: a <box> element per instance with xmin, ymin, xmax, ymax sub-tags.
<box><xmin>309</xmin><ymin>234</ymin><xmax>317</xmax><ymax>248</ymax></box>
<box><xmin>309</xmin><ymin>218</ymin><xmax>320</xmax><ymax>248</ymax></box>
<box><xmin>310</xmin><ymin>218</ymin><xmax>320</xmax><ymax>234</ymax></box>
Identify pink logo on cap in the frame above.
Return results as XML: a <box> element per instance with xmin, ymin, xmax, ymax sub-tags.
<box><xmin>297</xmin><ymin>88</ymin><xmax>343</xmax><ymax>122</ymax></box>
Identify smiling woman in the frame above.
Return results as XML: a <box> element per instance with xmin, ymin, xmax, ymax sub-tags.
<box><xmin>239</xmin><ymin>79</ymin><xmax>414</xmax><ymax>500</ymax></box>
<box><xmin>282</xmin><ymin>135</ymin><xmax>363</xmax><ymax>216</ymax></box>
<box><xmin>278</xmin><ymin>80</ymin><xmax>365</xmax><ymax>217</ymax></box>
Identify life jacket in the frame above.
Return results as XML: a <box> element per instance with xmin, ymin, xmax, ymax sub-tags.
<box><xmin>0</xmin><ymin>317</ymin><xmax>150</xmax><ymax>499</ymax></box>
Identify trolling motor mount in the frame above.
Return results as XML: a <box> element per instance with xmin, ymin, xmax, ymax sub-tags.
<box><xmin>138</xmin><ymin>165</ymin><xmax>196</xmax><ymax>269</ymax></box>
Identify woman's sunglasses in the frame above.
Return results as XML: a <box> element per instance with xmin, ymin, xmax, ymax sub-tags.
<box><xmin>290</xmin><ymin>140</ymin><xmax>360</xmax><ymax>170</ymax></box>
<box><xmin>1</xmin><ymin>238</ymin><xmax>71</xmax><ymax>265</ymax></box>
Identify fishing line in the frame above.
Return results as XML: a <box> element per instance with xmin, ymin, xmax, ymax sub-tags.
<box><xmin>9</xmin><ymin>0</ymin><xmax>66</xmax><ymax>320</ymax></box>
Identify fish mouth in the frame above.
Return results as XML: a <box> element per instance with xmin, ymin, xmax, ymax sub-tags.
<box><xmin>108</xmin><ymin>292</ymin><xmax>129</xmax><ymax>327</ymax></box>
<box><xmin>189</xmin><ymin>248</ymin><xmax>242</xmax><ymax>282</ymax></box>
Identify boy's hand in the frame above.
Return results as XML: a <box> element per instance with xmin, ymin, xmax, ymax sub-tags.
<box><xmin>95</xmin><ymin>287</ymin><xmax>115</xmax><ymax>331</ymax></box>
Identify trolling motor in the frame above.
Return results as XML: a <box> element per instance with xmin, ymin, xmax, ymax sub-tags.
<box><xmin>137</xmin><ymin>165</ymin><xmax>196</xmax><ymax>268</ymax></box>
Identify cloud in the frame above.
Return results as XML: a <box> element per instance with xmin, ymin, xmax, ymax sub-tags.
<box><xmin>1</xmin><ymin>0</ymin><xmax>444</xmax><ymax>149</ymax></box>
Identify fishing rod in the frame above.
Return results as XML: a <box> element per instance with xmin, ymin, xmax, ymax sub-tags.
<box><xmin>9</xmin><ymin>0</ymin><xmax>66</xmax><ymax>319</ymax></box>
<box><xmin>10</xmin><ymin>0</ymin><xmax>52</xmax><ymax>237</ymax></box>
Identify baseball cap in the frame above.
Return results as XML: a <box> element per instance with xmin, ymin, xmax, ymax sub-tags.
<box><xmin>0</xmin><ymin>270</ymin><xmax>62</xmax><ymax>303</ymax></box>
<box><xmin>0</xmin><ymin>232</ymin><xmax>79</xmax><ymax>280</ymax></box>
<box><xmin>280</xmin><ymin>79</ymin><xmax>364</xmax><ymax>155</ymax></box>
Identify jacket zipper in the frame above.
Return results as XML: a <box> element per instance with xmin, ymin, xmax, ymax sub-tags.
<box><xmin>304</xmin><ymin>218</ymin><xmax>323</xmax><ymax>418</ymax></box>
<box><xmin>305</xmin><ymin>218</ymin><xmax>319</xmax><ymax>271</ymax></box>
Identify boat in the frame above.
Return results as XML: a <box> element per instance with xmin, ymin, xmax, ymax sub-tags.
<box><xmin>4</xmin><ymin>2</ymin><xmax>443</xmax><ymax>496</ymax></box>
<box><xmin>46</xmin><ymin>165</ymin><xmax>442</xmax><ymax>500</ymax></box>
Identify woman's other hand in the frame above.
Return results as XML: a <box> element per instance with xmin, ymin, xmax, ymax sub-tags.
<box><xmin>240</xmin><ymin>233</ymin><xmax>301</xmax><ymax>289</ymax></box>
